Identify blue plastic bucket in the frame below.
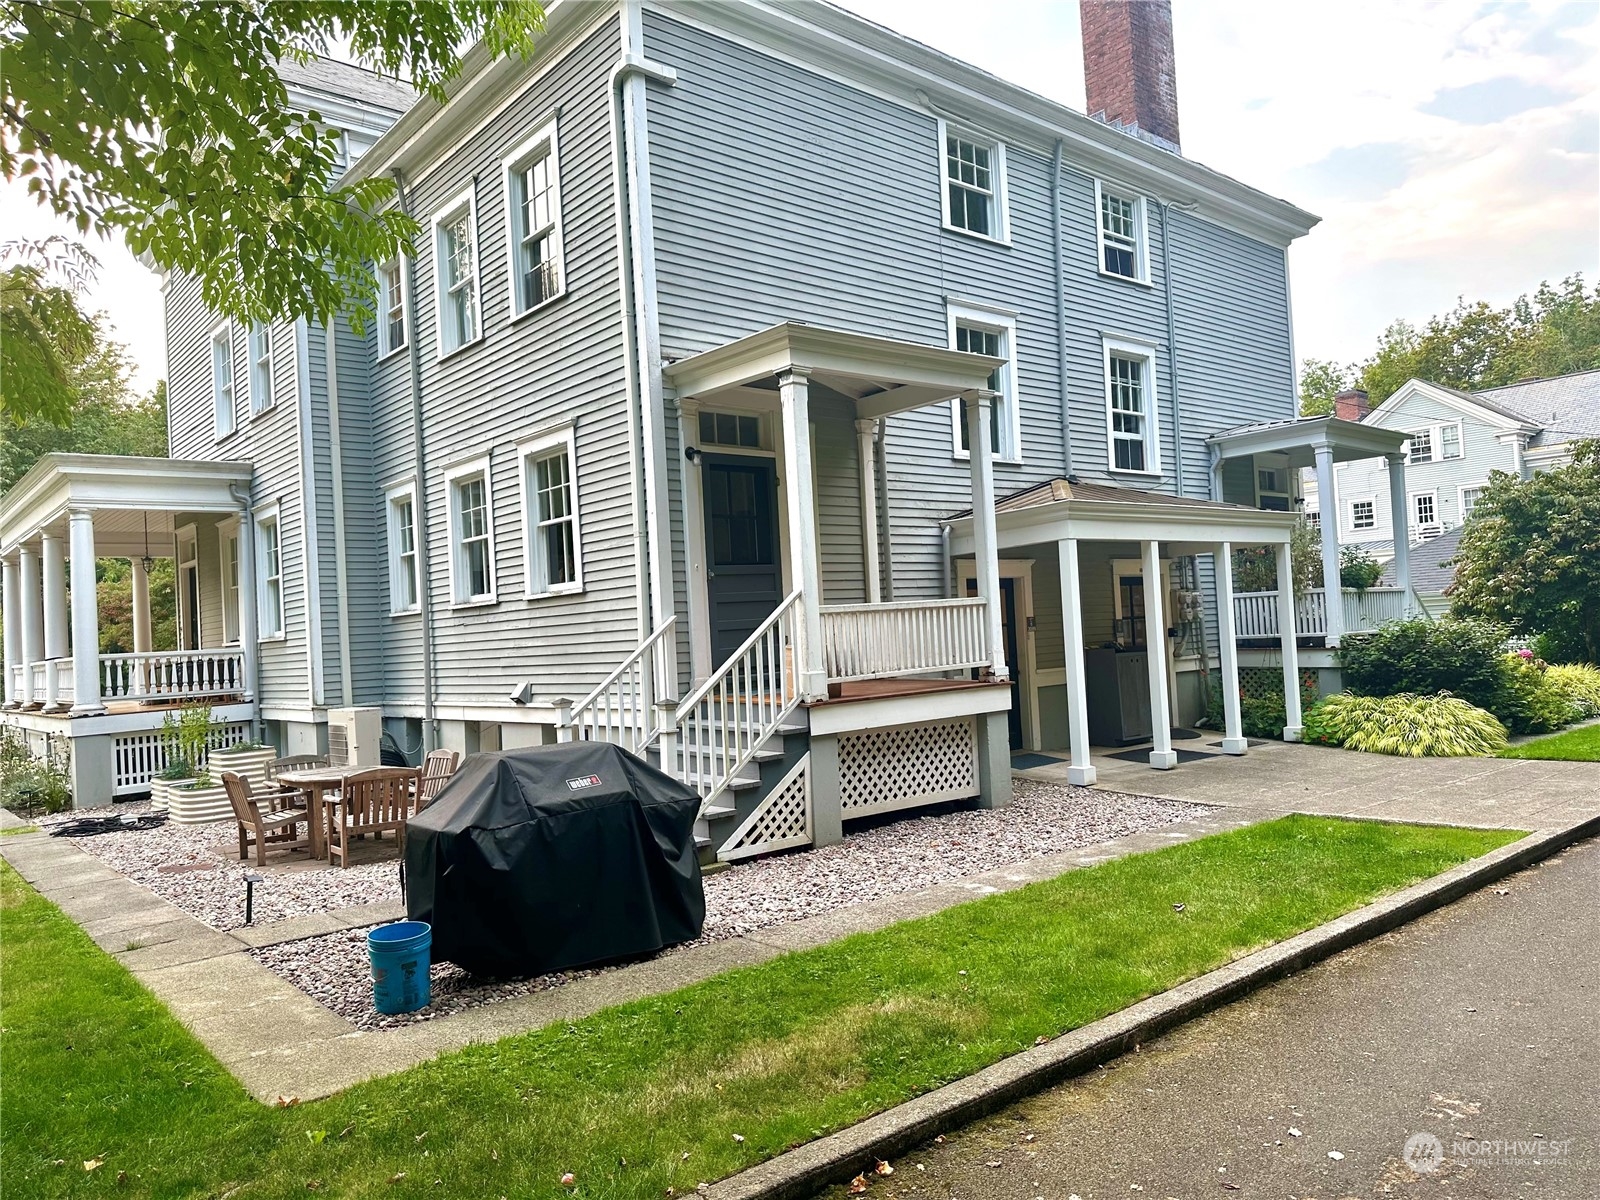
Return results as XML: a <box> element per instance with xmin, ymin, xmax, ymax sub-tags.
<box><xmin>367</xmin><ymin>921</ymin><xmax>432</xmax><ymax>1014</ymax></box>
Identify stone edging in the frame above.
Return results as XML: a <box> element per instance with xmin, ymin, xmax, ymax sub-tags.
<box><xmin>704</xmin><ymin>814</ymin><xmax>1600</xmax><ymax>1200</ymax></box>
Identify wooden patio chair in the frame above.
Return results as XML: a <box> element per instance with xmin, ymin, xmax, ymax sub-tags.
<box><xmin>268</xmin><ymin>754</ymin><xmax>329</xmax><ymax>778</ymax></box>
<box><xmin>325</xmin><ymin>767</ymin><xmax>419</xmax><ymax>869</ymax></box>
<box><xmin>266</xmin><ymin>754</ymin><xmax>330</xmax><ymax>812</ymax></box>
<box><xmin>417</xmin><ymin>749</ymin><xmax>460</xmax><ymax>808</ymax></box>
<box><xmin>222</xmin><ymin>771</ymin><xmax>311</xmax><ymax>866</ymax></box>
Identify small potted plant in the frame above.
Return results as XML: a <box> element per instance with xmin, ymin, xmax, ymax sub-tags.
<box><xmin>168</xmin><ymin>768</ymin><xmax>233</xmax><ymax>825</ymax></box>
<box><xmin>148</xmin><ymin>756</ymin><xmax>196</xmax><ymax>811</ymax></box>
<box><xmin>208</xmin><ymin>739</ymin><xmax>275</xmax><ymax>791</ymax></box>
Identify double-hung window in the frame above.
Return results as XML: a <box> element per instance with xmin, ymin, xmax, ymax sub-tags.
<box><xmin>386</xmin><ymin>483</ymin><xmax>419</xmax><ymax>614</ymax></box>
<box><xmin>1406</xmin><ymin>421</ymin><xmax>1463</xmax><ymax>464</ymax></box>
<box><xmin>519</xmin><ymin>425</ymin><xmax>583</xmax><ymax>597</ymax></box>
<box><xmin>433</xmin><ymin>190</ymin><xmax>480</xmax><ymax>357</ymax></box>
<box><xmin>256</xmin><ymin>509</ymin><xmax>283</xmax><ymax>637</ymax></box>
<box><xmin>1459</xmin><ymin>484</ymin><xmax>1486</xmax><ymax>520</ymax></box>
<box><xmin>1095</xmin><ymin>182</ymin><xmax>1149</xmax><ymax>282</ymax></box>
<box><xmin>219</xmin><ymin>522</ymin><xmax>241</xmax><ymax>644</ymax></box>
<box><xmin>248</xmin><ymin>321</ymin><xmax>272</xmax><ymax>414</ymax></box>
<box><xmin>1349</xmin><ymin>498</ymin><xmax>1376</xmax><ymax>532</ymax></box>
<box><xmin>1103</xmin><ymin>337</ymin><xmax>1160</xmax><ymax>474</ymax></box>
<box><xmin>1440</xmin><ymin>423</ymin><xmax>1462</xmax><ymax>460</ymax></box>
<box><xmin>447</xmin><ymin>458</ymin><xmax>495</xmax><ymax>604</ymax></box>
<box><xmin>939</xmin><ymin>122</ymin><xmax>1007</xmax><ymax>241</ymax></box>
<box><xmin>504</xmin><ymin>122</ymin><xmax>565</xmax><ymax>317</ymax></box>
<box><xmin>211</xmin><ymin>323</ymin><xmax>235</xmax><ymax>438</ymax></box>
<box><xmin>947</xmin><ymin>302</ymin><xmax>1020</xmax><ymax>461</ymax></box>
<box><xmin>1407</xmin><ymin>427</ymin><xmax>1433</xmax><ymax>464</ymax></box>
<box><xmin>378</xmin><ymin>260</ymin><xmax>407</xmax><ymax>357</ymax></box>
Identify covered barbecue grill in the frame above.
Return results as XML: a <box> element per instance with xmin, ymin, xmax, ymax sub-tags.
<box><xmin>404</xmin><ymin>742</ymin><xmax>705</xmax><ymax>977</ymax></box>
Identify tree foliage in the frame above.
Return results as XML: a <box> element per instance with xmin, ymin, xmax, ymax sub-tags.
<box><xmin>1449</xmin><ymin>440</ymin><xmax>1600</xmax><ymax>664</ymax></box>
<box><xmin>1298</xmin><ymin>357</ymin><xmax>1352</xmax><ymax>417</ymax></box>
<box><xmin>2</xmin><ymin>1</ymin><xmax>545</xmax><ymax>331</ymax></box>
<box><xmin>0</xmin><ymin>238</ymin><xmax>100</xmax><ymax>425</ymax></box>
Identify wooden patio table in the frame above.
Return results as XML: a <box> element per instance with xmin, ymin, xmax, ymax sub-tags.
<box><xmin>273</xmin><ymin>764</ymin><xmax>369</xmax><ymax>860</ymax></box>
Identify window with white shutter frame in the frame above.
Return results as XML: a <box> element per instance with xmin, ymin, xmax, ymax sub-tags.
<box><xmin>519</xmin><ymin>425</ymin><xmax>584</xmax><ymax>598</ymax></box>
<box><xmin>504</xmin><ymin>121</ymin><xmax>566</xmax><ymax>318</ymax></box>
<box><xmin>432</xmin><ymin>190</ymin><xmax>481</xmax><ymax>358</ymax></box>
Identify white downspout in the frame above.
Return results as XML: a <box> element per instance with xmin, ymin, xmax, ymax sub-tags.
<box><xmin>324</xmin><ymin>320</ymin><xmax>354</xmax><ymax>707</ymax></box>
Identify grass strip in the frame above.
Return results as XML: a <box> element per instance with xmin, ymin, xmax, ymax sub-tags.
<box><xmin>2</xmin><ymin>814</ymin><xmax>1519</xmax><ymax>1199</ymax></box>
<box><xmin>1499</xmin><ymin>721</ymin><xmax>1600</xmax><ymax>761</ymax></box>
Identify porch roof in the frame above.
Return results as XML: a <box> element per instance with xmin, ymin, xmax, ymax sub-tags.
<box><xmin>1206</xmin><ymin>415</ymin><xmax>1408</xmax><ymax>468</ymax></box>
<box><xmin>945</xmin><ymin>477</ymin><xmax>1297</xmax><ymax>556</ymax></box>
<box><xmin>0</xmin><ymin>453</ymin><xmax>252</xmax><ymax>557</ymax></box>
<box><xmin>662</xmin><ymin>321</ymin><xmax>1004</xmax><ymax>419</ymax></box>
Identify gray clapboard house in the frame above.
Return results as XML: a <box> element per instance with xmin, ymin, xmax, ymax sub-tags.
<box><xmin>6</xmin><ymin>0</ymin><xmax>1360</xmax><ymax>857</ymax></box>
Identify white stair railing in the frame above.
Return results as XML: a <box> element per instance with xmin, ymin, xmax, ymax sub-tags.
<box><xmin>819</xmin><ymin>597</ymin><xmax>988</xmax><ymax>681</ymax></box>
<box><xmin>557</xmin><ymin>617</ymin><xmax>677</xmax><ymax>753</ymax></box>
<box><xmin>667</xmin><ymin>591</ymin><xmax>802</xmax><ymax>815</ymax></box>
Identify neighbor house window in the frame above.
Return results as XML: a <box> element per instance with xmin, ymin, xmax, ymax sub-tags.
<box><xmin>1459</xmin><ymin>484</ymin><xmax>1485</xmax><ymax>519</ymax></box>
<box><xmin>1349</xmin><ymin>498</ymin><xmax>1376</xmax><ymax>531</ymax></box>
<box><xmin>1411</xmin><ymin>491</ymin><xmax>1438</xmax><ymax>529</ymax></box>
<box><xmin>256</xmin><ymin>510</ymin><xmax>283</xmax><ymax>637</ymax></box>
<box><xmin>433</xmin><ymin>191</ymin><xmax>480</xmax><ymax>356</ymax></box>
<box><xmin>519</xmin><ymin>426</ymin><xmax>583</xmax><ymax>597</ymax></box>
<box><xmin>939</xmin><ymin>123</ymin><xmax>1007</xmax><ymax>240</ymax></box>
<box><xmin>1405</xmin><ymin>421</ymin><xmax>1463</xmax><ymax>464</ymax></box>
<box><xmin>1407</xmin><ymin>428</ymin><xmax>1433</xmax><ymax>464</ymax></box>
<box><xmin>1305</xmin><ymin>508</ymin><xmax>1321</xmax><ymax>528</ymax></box>
<box><xmin>1096</xmin><ymin>182</ymin><xmax>1148</xmax><ymax>282</ymax></box>
<box><xmin>1103</xmin><ymin>337</ymin><xmax>1160</xmax><ymax>474</ymax></box>
<box><xmin>1440</xmin><ymin>423</ymin><xmax>1462</xmax><ymax>460</ymax></box>
<box><xmin>386</xmin><ymin>483</ymin><xmax>419</xmax><ymax>613</ymax></box>
<box><xmin>447</xmin><ymin>459</ymin><xmax>494</xmax><ymax>604</ymax></box>
<box><xmin>504</xmin><ymin>122</ymin><xmax>565</xmax><ymax>317</ymax></box>
<box><xmin>378</xmin><ymin>260</ymin><xmax>407</xmax><ymax>357</ymax></box>
<box><xmin>948</xmin><ymin>303</ymin><xmax>1020</xmax><ymax>461</ymax></box>
<box><xmin>220</xmin><ymin>523</ymin><xmax>241</xmax><ymax>644</ymax></box>
<box><xmin>211</xmin><ymin>324</ymin><xmax>235</xmax><ymax>437</ymax></box>
<box><xmin>247</xmin><ymin>321</ymin><xmax>272</xmax><ymax>414</ymax></box>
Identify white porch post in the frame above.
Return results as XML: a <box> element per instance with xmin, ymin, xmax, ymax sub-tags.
<box><xmin>779</xmin><ymin>368</ymin><xmax>827</xmax><ymax>700</ymax></box>
<box><xmin>1385</xmin><ymin>452</ymin><xmax>1412</xmax><ymax>611</ymax></box>
<box><xmin>1</xmin><ymin>554</ymin><xmax>19</xmax><ymax>706</ymax></box>
<box><xmin>1143</xmin><ymin>539</ymin><xmax>1176</xmax><ymax>769</ymax></box>
<box><xmin>67</xmin><ymin>509</ymin><xmax>105</xmax><ymax>716</ymax></box>
<box><xmin>855</xmin><ymin>419</ymin><xmax>882</xmax><ymax>604</ymax></box>
<box><xmin>40</xmin><ymin>531</ymin><xmax>69</xmax><ymax>709</ymax></box>
<box><xmin>1313</xmin><ymin>444</ymin><xmax>1345</xmax><ymax>646</ymax></box>
<box><xmin>1275</xmin><ymin>539</ymin><xmax>1304</xmax><ymax>741</ymax></box>
<box><xmin>965</xmin><ymin>389</ymin><xmax>1008</xmax><ymax>682</ymax></box>
<box><xmin>236</xmin><ymin>511</ymin><xmax>258</xmax><ymax>702</ymax></box>
<box><xmin>1057</xmin><ymin>538</ymin><xmax>1096</xmax><ymax>786</ymax></box>
<box><xmin>678</xmin><ymin>398</ymin><xmax>712</xmax><ymax>684</ymax></box>
<box><xmin>1214</xmin><ymin>542</ymin><xmax>1247</xmax><ymax>755</ymax></box>
<box><xmin>18</xmin><ymin>543</ymin><xmax>42</xmax><ymax>707</ymax></box>
<box><xmin>130</xmin><ymin>555</ymin><xmax>153</xmax><ymax>654</ymax></box>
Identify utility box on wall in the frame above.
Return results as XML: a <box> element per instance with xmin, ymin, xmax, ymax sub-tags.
<box><xmin>326</xmin><ymin>707</ymin><xmax>383</xmax><ymax>767</ymax></box>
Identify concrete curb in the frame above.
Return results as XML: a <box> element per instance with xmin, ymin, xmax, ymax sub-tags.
<box><xmin>706</xmin><ymin>814</ymin><xmax>1600</xmax><ymax>1200</ymax></box>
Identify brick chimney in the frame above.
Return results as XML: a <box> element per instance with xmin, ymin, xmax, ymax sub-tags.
<box><xmin>1081</xmin><ymin>0</ymin><xmax>1181</xmax><ymax>152</ymax></box>
<box><xmin>1334</xmin><ymin>389</ymin><xmax>1371</xmax><ymax>422</ymax></box>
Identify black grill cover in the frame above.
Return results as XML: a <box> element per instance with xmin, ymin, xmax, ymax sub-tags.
<box><xmin>404</xmin><ymin>742</ymin><xmax>704</xmax><ymax>977</ymax></box>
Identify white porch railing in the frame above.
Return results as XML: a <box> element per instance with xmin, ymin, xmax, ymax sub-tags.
<box><xmin>668</xmin><ymin>590</ymin><xmax>801</xmax><ymax>813</ymax></box>
<box><xmin>557</xmin><ymin>617</ymin><xmax>678</xmax><ymax>754</ymax></box>
<box><xmin>1233</xmin><ymin>587</ymin><xmax>1408</xmax><ymax>640</ymax></box>
<box><xmin>819</xmin><ymin>597</ymin><xmax>990</xmax><ymax>682</ymax></box>
<box><xmin>100</xmin><ymin>650</ymin><xmax>247</xmax><ymax>701</ymax></box>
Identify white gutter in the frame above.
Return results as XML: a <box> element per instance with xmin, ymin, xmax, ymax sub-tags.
<box><xmin>1051</xmin><ymin>139</ymin><xmax>1073</xmax><ymax>478</ymax></box>
<box><xmin>294</xmin><ymin>319</ymin><xmax>325</xmax><ymax>708</ymax></box>
<box><xmin>324</xmin><ymin>321</ymin><xmax>354</xmax><ymax>706</ymax></box>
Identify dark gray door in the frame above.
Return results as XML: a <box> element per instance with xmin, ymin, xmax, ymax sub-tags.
<box><xmin>704</xmin><ymin>455</ymin><xmax>782</xmax><ymax>667</ymax></box>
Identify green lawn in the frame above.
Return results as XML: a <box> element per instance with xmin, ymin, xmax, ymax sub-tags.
<box><xmin>1500</xmin><ymin>721</ymin><xmax>1600</xmax><ymax>761</ymax></box>
<box><xmin>2</xmin><ymin>815</ymin><xmax>1519</xmax><ymax>1199</ymax></box>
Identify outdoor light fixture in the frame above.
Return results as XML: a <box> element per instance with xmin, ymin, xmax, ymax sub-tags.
<box><xmin>683</xmin><ymin>445</ymin><xmax>701</xmax><ymax>463</ymax></box>
<box><xmin>140</xmin><ymin>513</ymin><xmax>154</xmax><ymax>573</ymax></box>
<box><xmin>244</xmin><ymin>872</ymin><xmax>264</xmax><ymax>925</ymax></box>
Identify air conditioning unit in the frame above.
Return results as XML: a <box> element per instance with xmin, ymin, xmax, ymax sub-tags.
<box><xmin>326</xmin><ymin>707</ymin><xmax>382</xmax><ymax>767</ymax></box>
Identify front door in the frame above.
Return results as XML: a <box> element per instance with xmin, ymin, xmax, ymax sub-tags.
<box><xmin>703</xmin><ymin>455</ymin><xmax>782</xmax><ymax>668</ymax></box>
<box><xmin>966</xmin><ymin>577</ymin><xmax>1025</xmax><ymax>749</ymax></box>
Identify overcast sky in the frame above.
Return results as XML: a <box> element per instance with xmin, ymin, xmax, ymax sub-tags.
<box><xmin>5</xmin><ymin>0</ymin><xmax>1596</xmax><ymax>396</ymax></box>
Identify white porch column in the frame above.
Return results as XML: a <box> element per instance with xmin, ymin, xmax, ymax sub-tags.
<box><xmin>678</xmin><ymin>399</ymin><xmax>712</xmax><ymax>683</ymax></box>
<box><xmin>1275</xmin><ymin>539</ymin><xmax>1304</xmax><ymax>741</ymax></box>
<box><xmin>130</xmin><ymin>555</ymin><xmax>153</xmax><ymax>654</ymax></box>
<box><xmin>1057</xmin><ymin>538</ymin><xmax>1096</xmax><ymax>786</ymax></box>
<box><xmin>1143</xmin><ymin>539</ymin><xmax>1176</xmax><ymax>769</ymax></box>
<box><xmin>855</xmin><ymin>419</ymin><xmax>882</xmax><ymax>604</ymax></box>
<box><xmin>41</xmin><ymin>532</ymin><xmax>68</xmax><ymax>661</ymax></box>
<box><xmin>1313</xmin><ymin>444</ymin><xmax>1345</xmax><ymax>646</ymax></box>
<box><xmin>1214</xmin><ymin>542</ymin><xmax>1247</xmax><ymax>755</ymax></box>
<box><xmin>236</xmin><ymin>512</ymin><xmax>258</xmax><ymax>702</ymax></box>
<box><xmin>965</xmin><ymin>390</ymin><xmax>1008</xmax><ymax>682</ymax></box>
<box><xmin>67</xmin><ymin>509</ymin><xmax>105</xmax><ymax>716</ymax></box>
<box><xmin>18</xmin><ymin>544</ymin><xmax>42</xmax><ymax>707</ymax></box>
<box><xmin>779</xmin><ymin>369</ymin><xmax>827</xmax><ymax>700</ymax></box>
<box><xmin>2</xmin><ymin>554</ymin><xmax>20</xmax><ymax>706</ymax></box>
<box><xmin>1385</xmin><ymin>452</ymin><xmax>1412</xmax><ymax>611</ymax></box>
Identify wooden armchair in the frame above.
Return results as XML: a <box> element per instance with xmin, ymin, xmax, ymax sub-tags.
<box><xmin>418</xmin><ymin>749</ymin><xmax>461</xmax><ymax>808</ymax></box>
<box><xmin>326</xmin><ymin>767</ymin><xmax>419</xmax><ymax>868</ymax></box>
<box><xmin>223</xmin><ymin>771</ymin><xmax>311</xmax><ymax>866</ymax></box>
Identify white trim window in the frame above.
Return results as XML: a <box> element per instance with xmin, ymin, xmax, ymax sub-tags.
<box><xmin>1095</xmin><ymin>181</ymin><xmax>1150</xmax><ymax>283</ymax></box>
<box><xmin>378</xmin><ymin>259</ymin><xmax>407</xmax><ymax>358</ymax></box>
<box><xmin>1407</xmin><ymin>427</ymin><xmax>1433</xmax><ymax>465</ymax></box>
<box><xmin>519</xmin><ymin>426</ymin><xmax>583</xmax><ymax>597</ymax></box>
<box><xmin>211</xmin><ymin>323</ymin><xmax>235</xmax><ymax>438</ymax></box>
<box><xmin>503</xmin><ymin>121</ymin><xmax>565</xmax><ymax>318</ymax></box>
<box><xmin>1411</xmin><ymin>490</ymin><xmax>1439</xmax><ymax>529</ymax></box>
<box><xmin>1102</xmin><ymin>337</ymin><xmax>1160</xmax><ymax>475</ymax></box>
<box><xmin>1440</xmin><ymin>422</ymin><xmax>1462</xmax><ymax>460</ymax></box>
<box><xmin>1349</xmin><ymin>497</ymin><xmax>1376</xmax><ymax>532</ymax></box>
<box><xmin>938</xmin><ymin>120</ymin><xmax>1008</xmax><ymax>242</ymax></box>
<box><xmin>219</xmin><ymin>521</ymin><xmax>241</xmax><ymax>645</ymax></box>
<box><xmin>1305</xmin><ymin>508</ymin><xmax>1321</xmax><ymax>528</ymax></box>
<box><xmin>247</xmin><ymin>321</ymin><xmax>272</xmax><ymax>415</ymax></box>
<box><xmin>446</xmin><ymin>457</ymin><xmax>495</xmax><ymax>605</ymax></box>
<box><xmin>432</xmin><ymin>190</ymin><xmax>481</xmax><ymax>357</ymax></box>
<box><xmin>1459</xmin><ymin>483</ymin><xmax>1486</xmax><ymax>520</ymax></box>
<box><xmin>255</xmin><ymin>508</ymin><xmax>283</xmax><ymax>637</ymax></box>
<box><xmin>1405</xmin><ymin>420</ymin><xmax>1464</xmax><ymax>464</ymax></box>
<box><xmin>947</xmin><ymin>302</ymin><xmax>1021</xmax><ymax>462</ymax></box>
<box><xmin>386</xmin><ymin>482</ymin><xmax>420</xmax><ymax>614</ymax></box>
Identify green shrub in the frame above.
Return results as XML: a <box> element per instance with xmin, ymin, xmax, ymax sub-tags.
<box><xmin>1304</xmin><ymin>693</ymin><xmax>1508</xmax><ymax>757</ymax></box>
<box><xmin>155</xmin><ymin>757</ymin><xmax>195</xmax><ymax>782</ymax></box>
<box><xmin>162</xmin><ymin>702</ymin><xmax>219</xmax><ymax>772</ymax></box>
<box><xmin>1202</xmin><ymin>674</ymin><xmax>1319</xmax><ymax>741</ymax></box>
<box><xmin>1498</xmin><ymin>653</ymin><xmax>1581</xmax><ymax>734</ymax></box>
<box><xmin>0</xmin><ymin>727</ymin><xmax>72</xmax><ymax>815</ymax></box>
<box><xmin>1338</xmin><ymin>617</ymin><xmax>1509</xmax><ymax>709</ymax></box>
<box><xmin>1544</xmin><ymin>663</ymin><xmax>1600</xmax><ymax>718</ymax></box>
<box><xmin>1338</xmin><ymin>544</ymin><xmax>1384</xmax><ymax>590</ymax></box>
<box><xmin>1533</xmin><ymin>627</ymin><xmax>1590</xmax><ymax>666</ymax></box>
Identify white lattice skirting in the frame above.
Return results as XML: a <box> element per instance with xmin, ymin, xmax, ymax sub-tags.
<box><xmin>838</xmin><ymin>717</ymin><xmax>979</xmax><ymax>819</ymax></box>
<box><xmin>112</xmin><ymin>723</ymin><xmax>249</xmax><ymax>797</ymax></box>
<box><xmin>718</xmin><ymin>753</ymin><xmax>813</xmax><ymax>862</ymax></box>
